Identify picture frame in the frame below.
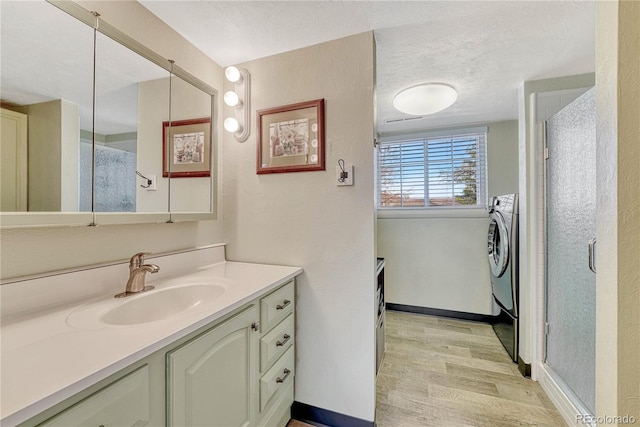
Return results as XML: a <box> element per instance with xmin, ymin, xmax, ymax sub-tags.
<box><xmin>162</xmin><ymin>117</ymin><xmax>211</xmax><ymax>178</ymax></box>
<box><xmin>257</xmin><ymin>98</ymin><xmax>325</xmax><ymax>174</ymax></box>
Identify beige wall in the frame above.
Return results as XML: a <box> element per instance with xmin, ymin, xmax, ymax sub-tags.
<box><xmin>0</xmin><ymin>1</ymin><xmax>224</xmax><ymax>280</ymax></box>
<box><xmin>137</xmin><ymin>78</ymin><xmax>170</xmax><ymax>212</ymax></box>
<box><xmin>22</xmin><ymin>100</ymin><xmax>80</xmax><ymax>212</ymax></box>
<box><xmin>168</xmin><ymin>77</ymin><xmax>214</xmax><ymax>213</ymax></box>
<box><xmin>137</xmin><ymin>77</ymin><xmax>212</xmax><ymax>213</ymax></box>
<box><xmin>615</xmin><ymin>1</ymin><xmax>640</xmax><ymax>419</ymax></box>
<box><xmin>0</xmin><ymin>109</ymin><xmax>28</xmax><ymax>212</ymax></box>
<box><xmin>488</xmin><ymin>120</ymin><xmax>519</xmax><ymax>197</ymax></box>
<box><xmin>24</xmin><ymin>101</ymin><xmax>63</xmax><ymax>211</ymax></box>
<box><xmin>222</xmin><ymin>32</ymin><xmax>377</xmax><ymax>422</ymax></box>
<box><xmin>76</xmin><ymin>1</ymin><xmax>216</xmax><ymax>88</ymax></box>
<box><xmin>596</xmin><ymin>0</ymin><xmax>640</xmax><ymax>422</ymax></box>
<box><xmin>60</xmin><ymin>100</ymin><xmax>81</xmax><ymax>212</ymax></box>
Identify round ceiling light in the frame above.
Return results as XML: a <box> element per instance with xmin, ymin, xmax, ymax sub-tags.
<box><xmin>392</xmin><ymin>83</ymin><xmax>457</xmax><ymax>115</ymax></box>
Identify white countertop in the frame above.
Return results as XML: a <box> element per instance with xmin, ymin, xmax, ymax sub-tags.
<box><xmin>1</xmin><ymin>259</ymin><xmax>302</xmax><ymax>426</ymax></box>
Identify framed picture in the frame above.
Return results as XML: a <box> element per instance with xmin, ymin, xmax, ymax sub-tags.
<box><xmin>163</xmin><ymin>117</ymin><xmax>211</xmax><ymax>178</ymax></box>
<box><xmin>257</xmin><ymin>99</ymin><xmax>325</xmax><ymax>174</ymax></box>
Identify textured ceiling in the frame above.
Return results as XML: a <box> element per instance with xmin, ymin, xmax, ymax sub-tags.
<box><xmin>141</xmin><ymin>1</ymin><xmax>595</xmax><ymax>134</ymax></box>
<box><xmin>1</xmin><ymin>1</ymin><xmax>595</xmax><ymax>136</ymax></box>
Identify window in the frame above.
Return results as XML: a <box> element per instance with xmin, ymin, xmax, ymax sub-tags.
<box><xmin>377</xmin><ymin>129</ymin><xmax>487</xmax><ymax>209</ymax></box>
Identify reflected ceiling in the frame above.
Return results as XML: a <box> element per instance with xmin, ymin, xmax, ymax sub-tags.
<box><xmin>0</xmin><ymin>1</ymin><xmax>169</xmax><ymax>135</ymax></box>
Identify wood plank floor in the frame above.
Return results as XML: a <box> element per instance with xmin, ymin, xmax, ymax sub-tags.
<box><xmin>288</xmin><ymin>310</ymin><xmax>566</xmax><ymax>427</ymax></box>
<box><xmin>376</xmin><ymin>310</ymin><xmax>567</xmax><ymax>427</ymax></box>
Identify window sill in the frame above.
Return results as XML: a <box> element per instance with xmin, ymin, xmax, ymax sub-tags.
<box><xmin>376</xmin><ymin>208</ymin><xmax>489</xmax><ymax>219</ymax></box>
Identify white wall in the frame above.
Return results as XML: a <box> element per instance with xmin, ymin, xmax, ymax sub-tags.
<box><xmin>0</xmin><ymin>1</ymin><xmax>225</xmax><ymax>280</ymax></box>
<box><xmin>377</xmin><ymin>120</ymin><xmax>517</xmax><ymax>316</ymax></box>
<box><xmin>378</xmin><ymin>215</ymin><xmax>492</xmax><ymax>314</ymax></box>
<box><xmin>222</xmin><ymin>32</ymin><xmax>377</xmax><ymax>422</ymax></box>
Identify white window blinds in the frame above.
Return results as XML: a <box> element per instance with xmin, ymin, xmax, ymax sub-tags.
<box><xmin>377</xmin><ymin>130</ymin><xmax>487</xmax><ymax>208</ymax></box>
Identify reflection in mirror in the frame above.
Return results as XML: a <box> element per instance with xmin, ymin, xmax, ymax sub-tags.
<box><xmin>0</xmin><ymin>1</ymin><xmax>93</xmax><ymax>213</ymax></box>
<box><xmin>168</xmin><ymin>76</ymin><xmax>213</xmax><ymax>213</ymax></box>
<box><xmin>93</xmin><ymin>32</ymin><xmax>170</xmax><ymax>212</ymax></box>
<box><xmin>1</xmin><ymin>1</ymin><xmax>217</xmax><ymax>227</ymax></box>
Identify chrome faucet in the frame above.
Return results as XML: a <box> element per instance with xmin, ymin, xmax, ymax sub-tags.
<box><xmin>115</xmin><ymin>252</ymin><xmax>159</xmax><ymax>298</ymax></box>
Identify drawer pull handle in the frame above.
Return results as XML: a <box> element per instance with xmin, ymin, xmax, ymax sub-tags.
<box><xmin>251</xmin><ymin>321</ymin><xmax>260</xmax><ymax>332</ymax></box>
<box><xmin>276</xmin><ymin>368</ymin><xmax>291</xmax><ymax>383</ymax></box>
<box><xmin>276</xmin><ymin>334</ymin><xmax>291</xmax><ymax>347</ymax></box>
<box><xmin>276</xmin><ymin>299</ymin><xmax>291</xmax><ymax>310</ymax></box>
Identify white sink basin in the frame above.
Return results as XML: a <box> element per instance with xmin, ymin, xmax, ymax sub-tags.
<box><xmin>102</xmin><ymin>285</ymin><xmax>226</xmax><ymax>325</ymax></box>
<box><xmin>67</xmin><ymin>284</ymin><xmax>226</xmax><ymax>328</ymax></box>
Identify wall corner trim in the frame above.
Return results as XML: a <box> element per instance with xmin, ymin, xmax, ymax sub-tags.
<box><xmin>518</xmin><ymin>356</ymin><xmax>532</xmax><ymax>378</ymax></box>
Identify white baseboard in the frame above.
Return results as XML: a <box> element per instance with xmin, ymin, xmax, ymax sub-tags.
<box><xmin>537</xmin><ymin>363</ymin><xmax>594</xmax><ymax>427</ymax></box>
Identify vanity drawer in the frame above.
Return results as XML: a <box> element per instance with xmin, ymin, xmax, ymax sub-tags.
<box><xmin>39</xmin><ymin>365</ymin><xmax>150</xmax><ymax>427</ymax></box>
<box><xmin>260</xmin><ymin>347</ymin><xmax>294</xmax><ymax>412</ymax></box>
<box><xmin>257</xmin><ymin>382</ymin><xmax>293</xmax><ymax>427</ymax></box>
<box><xmin>260</xmin><ymin>281</ymin><xmax>294</xmax><ymax>332</ymax></box>
<box><xmin>260</xmin><ymin>314</ymin><xmax>294</xmax><ymax>372</ymax></box>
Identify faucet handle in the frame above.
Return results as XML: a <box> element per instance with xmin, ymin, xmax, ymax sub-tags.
<box><xmin>130</xmin><ymin>252</ymin><xmax>151</xmax><ymax>268</ymax></box>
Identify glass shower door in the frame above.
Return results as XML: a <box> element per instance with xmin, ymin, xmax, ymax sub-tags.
<box><xmin>545</xmin><ymin>87</ymin><xmax>596</xmax><ymax>414</ymax></box>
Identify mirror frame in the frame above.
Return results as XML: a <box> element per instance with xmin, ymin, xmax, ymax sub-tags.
<box><xmin>0</xmin><ymin>0</ymin><xmax>217</xmax><ymax>229</ymax></box>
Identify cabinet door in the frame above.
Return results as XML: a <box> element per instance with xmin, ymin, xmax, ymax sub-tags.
<box><xmin>167</xmin><ymin>305</ymin><xmax>259</xmax><ymax>427</ymax></box>
<box><xmin>39</xmin><ymin>366</ymin><xmax>150</xmax><ymax>427</ymax></box>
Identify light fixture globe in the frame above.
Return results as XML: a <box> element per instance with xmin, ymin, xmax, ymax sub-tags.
<box><xmin>224</xmin><ymin>66</ymin><xmax>242</xmax><ymax>83</ymax></box>
<box><xmin>224</xmin><ymin>117</ymin><xmax>241</xmax><ymax>133</ymax></box>
<box><xmin>223</xmin><ymin>67</ymin><xmax>251</xmax><ymax>142</ymax></box>
<box><xmin>392</xmin><ymin>83</ymin><xmax>457</xmax><ymax>115</ymax></box>
<box><xmin>224</xmin><ymin>91</ymin><xmax>240</xmax><ymax>107</ymax></box>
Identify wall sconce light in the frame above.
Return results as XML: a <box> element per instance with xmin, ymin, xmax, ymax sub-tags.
<box><xmin>223</xmin><ymin>66</ymin><xmax>250</xmax><ymax>142</ymax></box>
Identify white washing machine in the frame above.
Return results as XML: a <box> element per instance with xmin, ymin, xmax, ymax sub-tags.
<box><xmin>487</xmin><ymin>194</ymin><xmax>519</xmax><ymax>362</ymax></box>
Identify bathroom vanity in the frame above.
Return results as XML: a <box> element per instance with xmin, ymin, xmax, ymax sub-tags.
<box><xmin>0</xmin><ymin>245</ymin><xmax>301</xmax><ymax>427</ymax></box>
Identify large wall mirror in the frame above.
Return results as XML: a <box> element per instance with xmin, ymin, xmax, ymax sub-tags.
<box><xmin>0</xmin><ymin>0</ymin><xmax>217</xmax><ymax>227</ymax></box>
<box><xmin>1</xmin><ymin>1</ymin><xmax>94</xmax><ymax>217</ymax></box>
<box><xmin>93</xmin><ymin>31</ymin><xmax>170</xmax><ymax>214</ymax></box>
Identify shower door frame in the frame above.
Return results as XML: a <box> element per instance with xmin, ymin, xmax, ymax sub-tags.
<box><xmin>541</xmin><ymin>88</ymin><xmax>597</xmax><ymax>418</ymax></box>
